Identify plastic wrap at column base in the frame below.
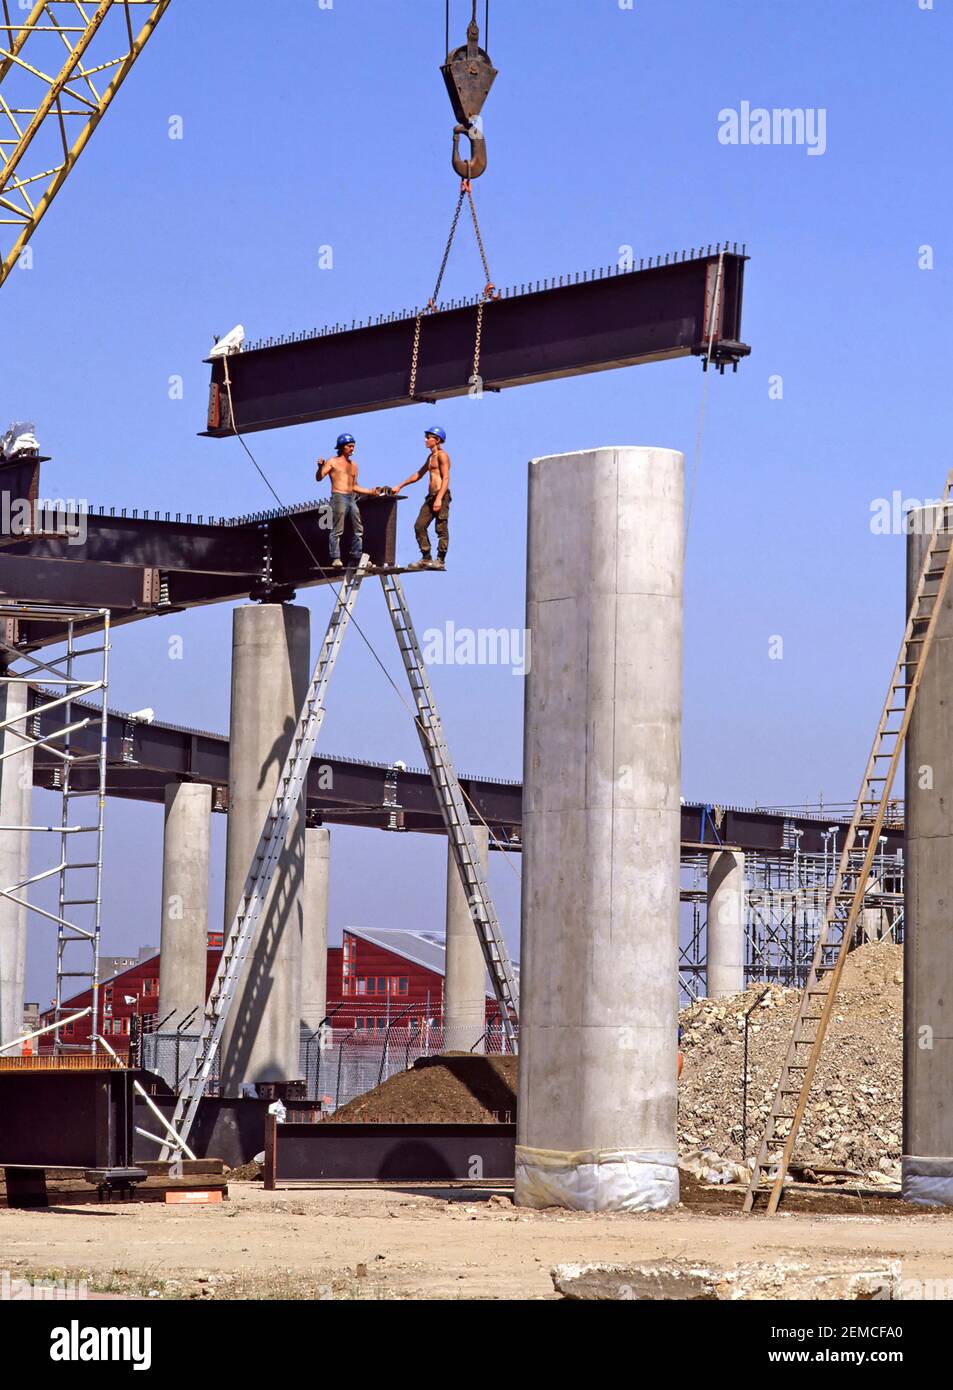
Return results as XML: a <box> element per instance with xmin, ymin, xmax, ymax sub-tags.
<box><xmin>515</xmin><ymin>1145</ymin><xmax>679</xmax><ymax>1212</ymax></box>
<box><xmin>902</xmin><ymin>1155</ymin><xmax>953</xmax><ymax>1207</ymax></box>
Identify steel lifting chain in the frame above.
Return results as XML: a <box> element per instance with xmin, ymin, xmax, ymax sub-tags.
<box><xmin>465</xmin><ymin>179</ymin><xmax>498</xmax><ymax>383</ymax></box>
<box><xmin>409</xmin><ymin>179</ymin><xmax>498</xmax><ymax>399</ymax></box>
<box><xmin>409</xmin><ymin>183</ymin><xmax>467</xmax><ymax>399</ymax></box>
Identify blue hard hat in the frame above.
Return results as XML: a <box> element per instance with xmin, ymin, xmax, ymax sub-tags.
<box><xmin>336</xmin><ymin>433</ymin><xmax>355</xmax><ymax>450</ymax></box>
<box><xmin>425</xmin><ymin>426</ymin><xmax>447</xmax><ymax>443</ymax></box>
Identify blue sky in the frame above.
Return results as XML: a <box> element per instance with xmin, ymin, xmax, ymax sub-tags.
<box><xmin>5</xmin><ymin>0</ymin><xmax>949</xmax><ymax>999</ymax></box>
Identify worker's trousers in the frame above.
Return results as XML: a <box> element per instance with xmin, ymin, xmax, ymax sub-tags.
<box><xmin>329</xmin><ymin>492</ymin><xmax>364</xmax><ymax>564</ymax></box>
<box><xmin>414</xmin><ymin>491</ymin><xmax>451</xmax><ymax>558</ymax></box>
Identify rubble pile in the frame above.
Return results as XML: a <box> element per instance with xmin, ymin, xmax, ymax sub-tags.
<box><xmin>678</xmin><ymin>940</ymin><xmax>903</xmax><ymax>1182</ymax></box>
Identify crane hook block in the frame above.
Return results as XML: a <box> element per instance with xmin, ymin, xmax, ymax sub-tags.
<box><xmin>441</xmin><ymin>14</ymin><xmax>497</xmax><ymax>128</ymax></box>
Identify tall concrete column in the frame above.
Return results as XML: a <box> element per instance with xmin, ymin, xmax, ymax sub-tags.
<box><xmin>444</xmin><ymin>824</ymin><xmax>489</xmax><ymax>1053</ymax></box>
<box><xmin>706</xmin><ymin>849</ymin><xmax>746</xmax><ymax>998</ymax></box>
<box><xmin>301</xmin><ymin>825</ymin><xmax>330</xmax><ymax>1035</ymax></box>
<box><xmin>0</xmin><ymin>678</ymin><xmax>32</xmax><ymax>1045</ymax></box>
<box><xmin>0</xmin><ymin>680</ymin><xmax>32</xmax><ymax>1046</ymax></box>
<box><xmin>904</xmin><ymin>507</ymin><xmax>953</xmax><ymax>1203</ymax></box>
<box><xmin>516</xmin><ymin>446</ymin><xmax>684</xmax><ymax>1211</ymax></box>
<box><xmin>220</xmin><ymin>604</ymin><xmax>309</xmax><ymax>1094</ymax></box>
<box><xmin>158</xmin><ymin>782</ymin><xmax>212</xmax><ymax>1031</ymax></box>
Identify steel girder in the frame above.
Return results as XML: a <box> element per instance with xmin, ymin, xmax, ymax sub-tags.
<box><xmin>24</xmin><ymin>691</ymin><xmax>904</xmax><ymax>856</ymax></box>
<box><xmin>0</xmin><ymin>453</ymin><xmax>400</xmax><ymax>649</ymax></box>
<box><xmin>204</xmin><ymin>249</ymin><xmax>750</xmax><ymax>436</ymax></box>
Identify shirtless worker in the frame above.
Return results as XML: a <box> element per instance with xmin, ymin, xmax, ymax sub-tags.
<box><xmin>392</xmin><ymin>427</ymin><xmax>451</xmax><ymax>570</ymax></box>
<box><xmin>316</xmin><ymin>433</ymin><xmax>380</xmax><ymax>568</ymax></box>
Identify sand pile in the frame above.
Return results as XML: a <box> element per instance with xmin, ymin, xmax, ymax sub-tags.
<box><xmin>678</xmin><ymin>940</ymin><xmax>903</xmax><ymax>1180</ymax></box>
<box><xmin>326</xmin><ymin>1053</ymin><xmax>517</xmax><ymax>1125</ymax></box>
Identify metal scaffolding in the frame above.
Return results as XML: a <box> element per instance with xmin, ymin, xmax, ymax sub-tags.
<box><xmin>679</xmin><ymin>831</ymin><xmax>904</xmax><ymax>1003</ymax></box>
<box><xmin>0</xmin><ymin>602</ymin><xmax>110</xmax><ymax>1049</ymax></box>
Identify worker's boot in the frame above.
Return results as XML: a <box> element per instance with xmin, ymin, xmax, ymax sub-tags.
<box><xmin>407</xmin><ymin>556</ymin><xmax>432</xmax><ymax>570</ymax></box>
<box><xmin>431</xmin><ymin>557</ymin><xmax>446</xmax><ymax>571</ymax></box>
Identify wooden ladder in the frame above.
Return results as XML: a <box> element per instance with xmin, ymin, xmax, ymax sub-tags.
<box><xmin>743</xmin><ymin>474</ymin><xmax>953</xmax><ymax>1214</ymax></box>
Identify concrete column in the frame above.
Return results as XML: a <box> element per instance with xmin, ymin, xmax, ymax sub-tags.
<box><xmin>158</xmin><ymin>782</ymin><xmax>212</xmax><ymax>1032</ymax></box>
<box><xmin>706</xmin><ymin>849</ymin><xmax>746</xmax><ymax>998</ymax></box>
<box><xmin>301</xmin><ymin>825</ymin><xmax>330</xmax><ymax>1035</ymax></box>
<box><xmin>516</xmin><ymin>446</ymin><xmax>684</xmax><ymax>1211</ymax></box>
<box><xmin>444</xmin><ymin>824</ymin><xmax>489</xmax><ymax>1053</ymax></box>
<box><xmin>220</xmin><ymin>604</ymin><xmax>309</xmax><ymax>1094</ymax></box>
<box><xmin>861</xmin><ymin>878</ymin><xmax>889</xmax><ymax>944</ymax></box>
<box><xmin>0</xmin><ymin>680</ymin><xmax>33</xmax><ymax>1047</ymax></box>
<box><xmin>904</xmin><ymin>508</ymin><xmax>953</xmax><ymax>1203</ymax></box>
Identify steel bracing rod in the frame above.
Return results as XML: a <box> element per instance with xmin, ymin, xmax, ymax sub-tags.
<box><xmin>378</xmin><ymin>572</ymin><xmax>519</xmax><ymax>1037</ymax></box>
<box><xmin>0</xmin><ymin>0</ymin><xmax>170</xmax><ymax>288</ymax></box>
<box><xmin>743</xmin><ymin>472</ymin><xmax>953</xmax><ymax>1215</ymax></box>
<box><xmin>160</xmin><ymin>559</ymin><xmax>371</xmax><ymax>1159</ymax></box>
<box><xmin>0</xmin><ymin>715</ymin><xmax>91</xmax><ymax>766</ymax></box>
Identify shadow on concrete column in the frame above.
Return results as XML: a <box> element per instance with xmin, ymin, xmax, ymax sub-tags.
<box><xmin>158</xmin><ymin>782</ymin><xmax>212</xmax><ymax>1034</ymax></box>
<box><xmin>516</xmin><ymin>446</ymin><xmax>684</xmax><ymax>1211</ymax></box>
<box><xmin>220</xmin><ymin>604</ymin><xmax>309</xmax><ymax>1094</ymax></box>
<box><xmin>706</xmin><ymin>849</ymin><xmax>746</xmax><ymax>998</ymax></box>
<box><xmin>444</xmin><ymin>824</ymin><xmax>489</xmax><ymax>1053</ymax></box>
<box><xmin>903</xmin><ymin>507</ymin><xmax>953</xmax><ymax>1204</ymax></box>
<box><xmin>0</xmin><ymin>680</ymin><xmax>33</xmax><ymax>1047</ymax></box>
<box><xmin>301</xmin><ymin>825</ymin><xmax>330</xmax><ymax>1037</ymax></box>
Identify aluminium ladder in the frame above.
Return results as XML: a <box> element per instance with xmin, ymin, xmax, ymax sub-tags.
<box><xmin>159</xmin><ymin>559</ymin><xmax>370</xmax><ymax>1158</ymax></box>
<box><xmin>161</xmin><ymin>559</ymin><xmax>519</xmax><ymax>1156</ymax></box>
<box><xmin>743</xmin><ymin>475</ymin><xmax>953</xmax><ymax>1214</ymax></box>
<box><xmin>379</xmin><ymin>572</ymin><xmax>520</xmax><ymax>1041</ymax></box>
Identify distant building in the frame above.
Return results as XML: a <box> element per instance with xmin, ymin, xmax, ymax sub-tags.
<box><xmin>21</xmin><ymin>1002</ymin><xmax>39</xmax><ymax>1033</ymax></box>
<box><xmin>97</xmin><ymin>945</ymin><xmax>159</xmax><ymax>981</ymax></box>
<box><xmin>43</xmin><ymin>928</ymin><xmax>510</xmax><ymax>1054</ymax></box>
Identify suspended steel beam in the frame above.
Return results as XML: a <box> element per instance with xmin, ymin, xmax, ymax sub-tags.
<box><xmin>204</xmin><ymin>248</ymin><xmax>751</xmax><ymax>436</ymax></box>
<box><xmin>0</xmin><ymin>0</ymin><xmax>170</xmax><ymax>290</ymax></box>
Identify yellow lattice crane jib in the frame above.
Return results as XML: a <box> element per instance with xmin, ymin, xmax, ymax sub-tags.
<box><xmin>0</xmin><ymin>0</ymin><xmax>170</xmax><ymax>291</ymax></box>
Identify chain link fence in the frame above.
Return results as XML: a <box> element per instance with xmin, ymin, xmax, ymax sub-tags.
<box><xmin>300</xmin><ymin>1004</ymin><xmax>516</xmax><ymax>1112</ymax></box>
<box><xmin>140</xmin><ymin>1007</ymin><xmax>514</xmax><ymax>1113</ymax></box>
<box><xmin>141</xmin><ymin>1030</ymin><xmax>218</xmax><ymax>1093</ymax></box>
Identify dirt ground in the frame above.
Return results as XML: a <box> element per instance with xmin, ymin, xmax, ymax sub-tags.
<box><xmin>4</xmin><ymin>1184</ymin><xmax>953</xmax><ymax>1300</ymax></box>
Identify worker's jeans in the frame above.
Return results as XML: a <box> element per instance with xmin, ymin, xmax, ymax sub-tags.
<box><xmin>329</xmin><ymin>492</ymin><xmax>364</xmax><ymax>564</ymax></box>
<box><xmin>414</xmin><ymin>491</ymin><xmax>451</xmax><ymax>558</ymax></box>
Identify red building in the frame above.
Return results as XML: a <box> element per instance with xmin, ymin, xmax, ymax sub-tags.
<box><xmin>39</xmin><ymin>940</ymin><xmax>222</xmax><ymax>1053</ymax></box>
<box><xmin>42</xmin><ymin>926</ymin><xmax>506</xmax><ymax>1054</ymax></box>
<box><xmin>329</xmin><ymin>927</ymin><xmax>502</xmax><ymax>1038</ymax></box>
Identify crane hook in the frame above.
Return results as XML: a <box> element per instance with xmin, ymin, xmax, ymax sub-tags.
<box><xmin>452</xmin><ymin>122</ymin><xmax>487</xmax><ymax>181</ymax></box>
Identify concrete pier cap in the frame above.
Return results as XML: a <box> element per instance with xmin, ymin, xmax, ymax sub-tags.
<box><xmin>516</xmin><ymin>445</ymin><xmax>684</xmax><ymax>1212</ymax></box>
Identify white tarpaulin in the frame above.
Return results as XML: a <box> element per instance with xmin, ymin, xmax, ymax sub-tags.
<box><xmin>1</xmin><ymin>420</ymin><xmax>38</xmax><ymax>459</ymax></box>
<box><xmin>515</xmin><ymin>1145</ymin><xmax>679</xmax><ymax>1212</ymax></box>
